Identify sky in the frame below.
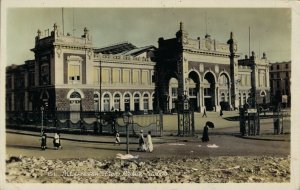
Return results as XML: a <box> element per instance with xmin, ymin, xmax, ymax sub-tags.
<box><xmin>6</xmin><ymin>8</ymin><xmax>291</xmax><ymax>65</ymax></box>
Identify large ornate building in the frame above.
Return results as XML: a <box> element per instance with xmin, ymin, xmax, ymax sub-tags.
<box><xmin>155</xmin><ymin>22</ymin><xmax>270</xmax><ymax>112</ymax></box>
<box><xmin>6</xmin><ymin>22</ymin><xmax>270</xmax><ymax>114</ymax></box>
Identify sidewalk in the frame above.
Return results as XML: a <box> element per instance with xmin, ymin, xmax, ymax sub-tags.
<box><xmin>6</xmin><ymin>129</ymin><xmax>180</xmax><ymax>144</ymax></box>
<box><xmin>7</xmin><ymin>125</ymin><xmax>290</xmax><ymax>144</ymax></box>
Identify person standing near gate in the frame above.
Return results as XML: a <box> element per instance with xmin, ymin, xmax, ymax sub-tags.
<box><xmin>138</xmin><ymin>130</ymin><xmax>146</xmax><ymax>151</ymax></box>
<box><xmin>115</xmin><ymin>131</ymin><xmax>121</xmax><ymax>145</ymax></box>
<box><xmin>146</xmin><ymin>131</ymin><xmax>153</xmax><ymax>152</ymax></box>
<box><xmin>40</xmin><ymin>131</ymin><xmax>47</xmax><ymax>150</ymax></box>
<box><xmin>201</xmin><ymin>124</ymin><xmax>209</xmax><ymax>142</ymax></box>
<box><xmin>220</xmin><ymin>109</ymin><xmax>223</xmax><ymax>117</ymax></box>
<box><xmin>53</xmin><ymin>132</ymin><xmax>62</xmax><ymax>150</ymax></box>
<box><xmin>202</xmin><ymin>108</ymin><xmax>207</xmax><ymax>117</ymax></box>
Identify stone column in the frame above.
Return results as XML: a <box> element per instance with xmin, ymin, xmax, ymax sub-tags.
<box><xmin>120</xmin><ymin>96</ymin><xmax>125</xmax><ymax>111</ymax></box>
<box><xmin>200</xmin><ymin>85</ymin><xmax>205</xmax><ymax>112</ymax></box>
<box><xmin>130</xmin><ymin>96</ymin><xmax>134</xmax><ymax>111</ymax></box>
<box><xmin>215</xmin><ymin>85</ymin><xmax>221</xmax><ymax>112</ymax></box>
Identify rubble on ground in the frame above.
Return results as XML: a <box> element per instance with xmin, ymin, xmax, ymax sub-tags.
<box><xmin>6</xmin><ymin>155</ymin><xmax>290</xmax><ymax>183</ymax></box>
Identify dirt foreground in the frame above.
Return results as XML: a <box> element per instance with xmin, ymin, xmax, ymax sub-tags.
<box><xmin>6</xmin><ymin>155</ymin><xmax>290</xmax><ymax>183</ymax></box>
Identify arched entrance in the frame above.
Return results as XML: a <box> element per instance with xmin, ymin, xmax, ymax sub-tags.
<box><xmin>188</xmin><ymin>71</ymin><xmax>200</xmax><ymax>111</ymax></box>
<box><xmin>203</xmin><ymin>72</ymin><xmax>216</xmax><ymax>111</ymax></box>
<box><xmin>69</xmin><ymin>91</ymin><xmax>81</xmax><ymax>122</ymax></box>
<box><xmin>219</xmin><ymin>73</ymin><xmax>230</xmax><ymax>110</ymax></box>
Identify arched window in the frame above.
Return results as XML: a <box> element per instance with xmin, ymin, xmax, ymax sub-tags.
<box><xmin>103</xmin><ymin>93</ymin><xmax>110</xmax><ymax>111</ymax></box>
<box><xmin>221</xmin><ymin>93</ymin><xmax>225</xmax><ymax>102</ymax></box>
<box><xmin>114</xmin><ymin>94</ymin><xmax>121</xmax><ymax>111</ymax></box>
<box><xmin>134</xmin><ymin>94</ymin><xmax>140</xmax><ymax>111</ymax></box>
<box><xmin>124</xmin><ymin>93</ymin><xmax>131</xmax><ymax>111</ymax></box>
<box><xmin>94</xmin><ymin>93</ymin><xmax>99</xmax><ymax>111</ymax></box>
<box><xmin>143</xmin><ymin>94</ymin><xmax>149</xmax><ymax>112</ymax></box>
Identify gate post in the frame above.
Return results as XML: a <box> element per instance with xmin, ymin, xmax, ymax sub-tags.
<box><xmin>191</xmin><ymin>108</ymin><xmax>195</xmax><ymax>136</ymax></box>
<box><xmin>159</xmin><ymin>110</ymin><xmax>163</xmax><ymax>136</ymax></box>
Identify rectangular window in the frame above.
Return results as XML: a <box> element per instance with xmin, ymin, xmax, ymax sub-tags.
<box><xmin>204</xmin><ymin>88</ymin><xmax>210</xmax><ymax>96</ymax></box>
<box><xmin>112</xmin><ymin>69</ymin><xmax>121</xmax><ymax>83</ymax></box>
<box><xmin>142</xmin><ymin>70</ymin><xmax>149</xmax><ymax>84</ymax></box>
<box><xmin>68</xmin><ymin>64</ymin><xmax>81</xmax><ymax>83</ymax></box>
<box><xmin>143</xmin><ymin>99</ymin><xmax>149</xmax><ymax>110</ymax></box>
<box><xmin>189</xmin><ymin>88</ymin><xmax>197</xmax><ymax>96</ymax></box>
<box><xmin>285</xmin><ymin>64</ymin><xmax>288</xmax><ymax>69</ymax></box>
<box><xmin>133</xmin><ymin>70</ymin><xmax>139</xmax><ymax>84</ymax></box>
<box><xmin>246</xmin><ymin>75</ymin><xmax>250</xmax><ymax>86</ymax></box>
<box><xmin>277</xmin><ymin>65</ymin><xmax>280</xmax><ymax>70</ymax></box>
<box><xmin>102</xmin><ymin>68</ymin><xmax>110</xmax><ymax>84</ymax></box>
<box><xmin>277</xmin><ymin>73</ymin><xmax>280</xmax><ymax>78</ymax></box>
<box><xmin>259</xmin><ymin>73</ymin><xmax>265</xmax><ymax>87</ymax></box>
<box><xmin>241</xmin><ymin>75</ymin><xmax>245</xmax><ymax>86</ymax></box>
<box><xmin>151</xmin><ymin>71</ymin><xmax>155</xmax><ymax>84</ymax></box>
<box><xmin>41</xmin><ymin>64</ymin><xmax>50</xmax><ymax>85</ymax></box>
<box><xmin>286</xmin><ymin>72</ymin><xmax>289</xmax><ymax>78</ymax></box>
<box><xmin>123</xmin><ymin>69</ymin><xmax>130</xmax><ymax>84</ymax></box>
<box><xmin>171</xmin><ymin>88</ymin><xmax>177</xmax><ymax>97</ymax></box>
<box><xmin>29</xmin><ymin>71</ymin><xmax>35</xmax><ymax>86</ymax></box>
<box><xmin>93</xmin><ymin>68</ymin><xmax>100</xmax><ymax>84</ymax></box>
<box><xmin>277</xmin><ymin>81</ymin><xmax>280</xmax><ymax>88</ymax></box>
<box><xmin>114</xmin><ymin>99</ymin><xmax>120</xmax><ymax>111</ymax></box>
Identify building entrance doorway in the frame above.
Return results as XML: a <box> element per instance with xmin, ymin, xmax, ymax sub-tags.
<box><xmin>204</xmin><ymin>72</ymin><xmax>216</xmax><ymax>111</ymax></box>
<box><xmin>70</xmin><ymin>92</ymin><xmax>81</xmax><ymax>122</ymax></box>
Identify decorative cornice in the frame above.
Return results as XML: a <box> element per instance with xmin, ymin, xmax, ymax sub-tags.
<box><xmin>183</xmin><ymin>48</ymin><xmax>240</xmax><ymax>58</ymax></box>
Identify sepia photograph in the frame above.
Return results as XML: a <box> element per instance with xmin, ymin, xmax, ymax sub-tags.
<box><xmin>1</xmin><ymin>0</ymin><xmax>299</xmax><ymax>190</ymax></box>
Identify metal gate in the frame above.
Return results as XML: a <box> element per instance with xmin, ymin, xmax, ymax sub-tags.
<box><xmin>177</xmin><ymin>98</ymin><xmax>195</xmax><ymax>136</ymax></box>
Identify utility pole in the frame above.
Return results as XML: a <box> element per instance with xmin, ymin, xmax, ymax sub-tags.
<box><xmin>99</xmin><ymin>59</ymin><xmax>102</xmax><ymax>134</ymax></box>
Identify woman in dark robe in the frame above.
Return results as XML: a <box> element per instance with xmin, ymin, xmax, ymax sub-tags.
<box><xmin>201</xmin><ymin>125</ymin><xmax>209</xmax><ymax>142</ymax></box>
<box><xmin>41</xmin><ymin>132</ymin><xmax>47</xmax><ymax>150</ymax></box>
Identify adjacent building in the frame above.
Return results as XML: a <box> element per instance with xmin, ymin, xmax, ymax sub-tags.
<box><xmin>269</xmin><ymin>61</ymin><xmax>291</xmax><ymax>106</ymax></box>
<box><xmin>6</xmin><ymin>22</ymin><xmax>271</xmax><ymax>114</ymax></box>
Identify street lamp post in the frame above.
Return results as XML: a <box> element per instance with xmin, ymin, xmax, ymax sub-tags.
<box><xmin>122</xmin><ymin>111</ymin><xmax>133</xmax><ymax>154</ymax></box>
<box><xmin>41</xmin><ymin>106</ymin><xmax>44</xmax><ymax>135</ymax></box>
<box><xmin>99</xmin><ymin>59</ymin><xmax>102</xmax><ymax>134</ymax></box>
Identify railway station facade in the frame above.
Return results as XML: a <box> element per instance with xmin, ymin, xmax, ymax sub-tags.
<box><xmin>6</xmin><ymin>22</ymin><xmax>270</xmax><ymax>114</ymax></box>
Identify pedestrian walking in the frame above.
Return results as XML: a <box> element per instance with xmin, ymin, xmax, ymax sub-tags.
<box><xmin>201</xmin><ymin>124</ymin><xmax>209</xmax><ymax>142</ymax></box>
<box><xmin>138</xmin><ymin>130</ymin><xmax>146</xmax><ymax>152</ymax></box>
<box><xmin>115</xmin><ymin>131</ymin><xmax>121</xmax><ymax>145</ymax></box>
<box><xmin>40</xmin><ymin>131</ymin><xmax>47</xmax><ymax>150</ymax></box>
<box><xmin>146</xmin><ymin>131</ymin><xmax>153</xmax><ymax>153</ymax></box>
<box><xmin>220</xmin><ymin>109</ymin><xmax>223</xmax><ymax>117</ymax></box>
<box><xmin>202</xmin><ymin>108</ymin><xmax>207</xmax><ymax>117</ymax></box>
<box><xmin>53</xmin><ymin>132</ymin><xmax>62</xmax><ymax>150</ymax></box>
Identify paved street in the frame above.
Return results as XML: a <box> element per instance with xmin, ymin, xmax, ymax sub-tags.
<box><xmin>6</xmin><ymin>111</ymin><xmax>291</xmax><ymax>160</ymax></box>
<box><xmin>6</xmin><ymin>130</ymin><xmax>290</xmax><ymax>160</ymax></box>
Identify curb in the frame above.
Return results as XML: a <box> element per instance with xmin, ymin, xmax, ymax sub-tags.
<box><xmin>6</xmin><ymin>130</ymin><xmax>172</xmax><ymax>145</ymax></box>
<box><xmin>234</xmin><ymin>134</ymin><xmax>290</xmax><ymax>142</ymax></box>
